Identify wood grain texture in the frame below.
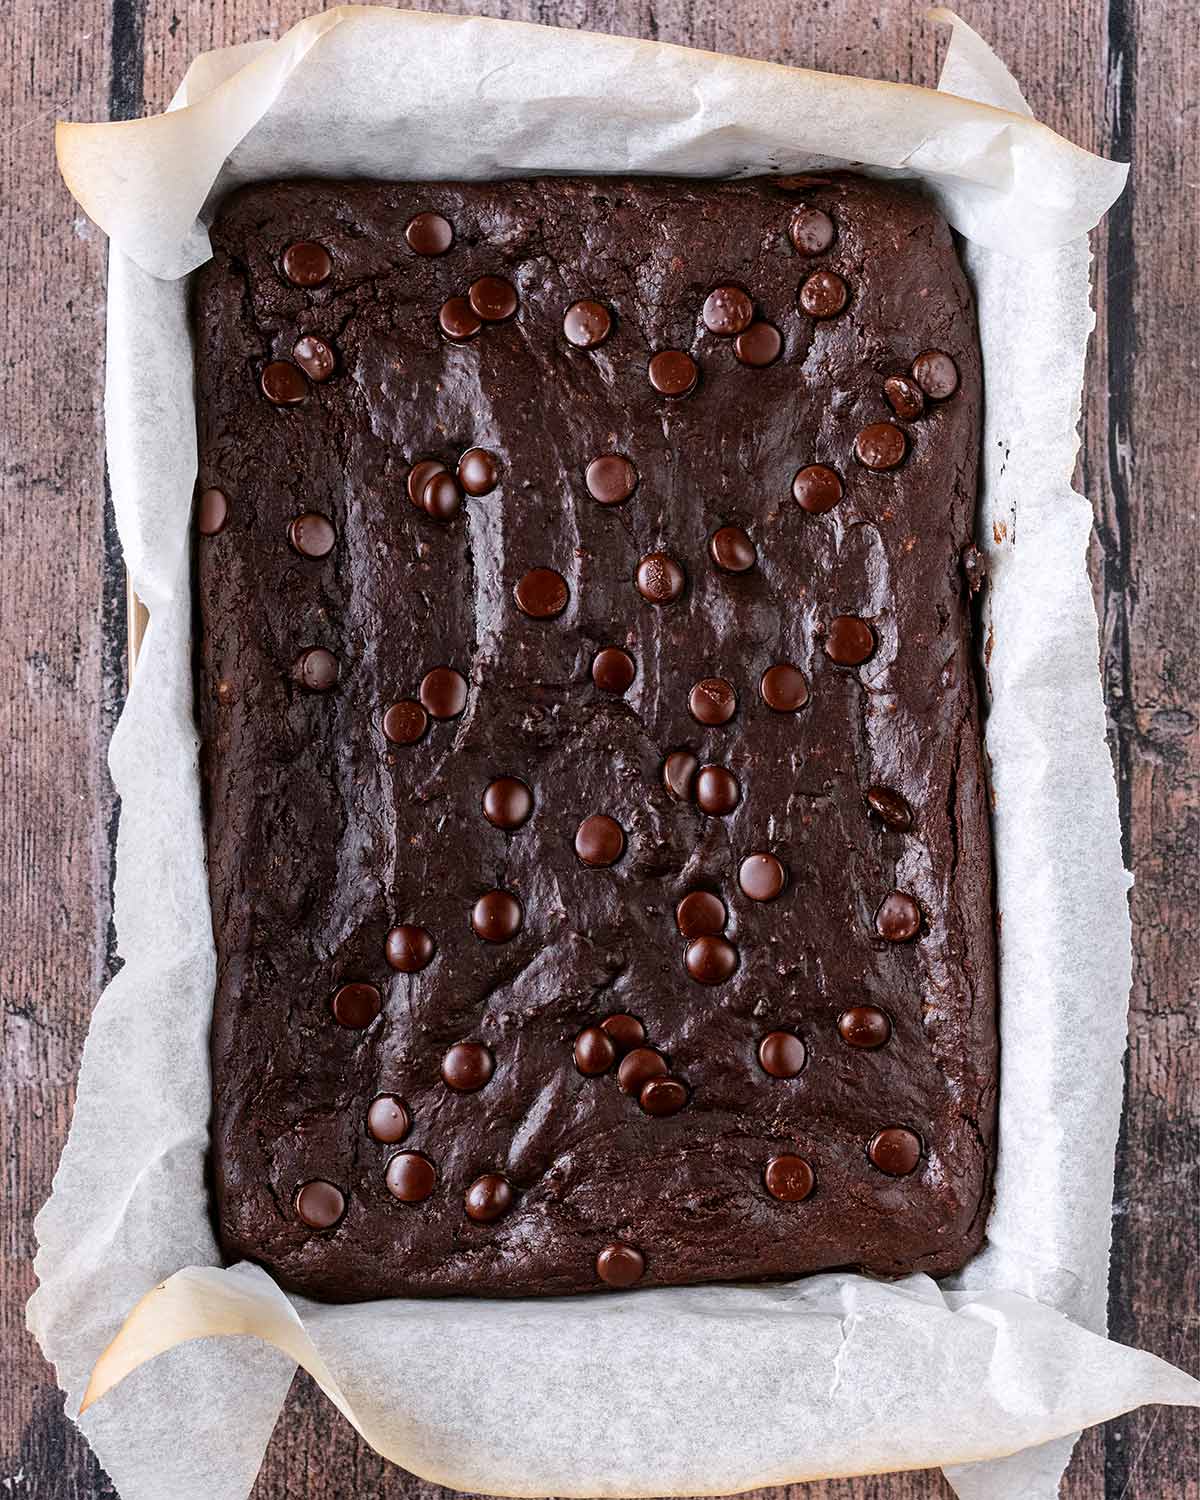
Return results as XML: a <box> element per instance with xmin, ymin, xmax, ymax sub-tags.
<box><xmin>4</xmin><ymin>1</ymin><xmax>1196</xmax><ymax>1497</ymax></box>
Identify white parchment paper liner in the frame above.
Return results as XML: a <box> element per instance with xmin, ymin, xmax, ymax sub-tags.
<box><xmin>34</xmin><ymin>8</ymin><xmax>1198</xmax><ymax>1499</ymax></box>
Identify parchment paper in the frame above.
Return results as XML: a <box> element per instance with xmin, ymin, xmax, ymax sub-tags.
<box><xmin>34</xmin><ymin>8</ymin><xmax>1199</xmax><ymax>1500</ymax></box>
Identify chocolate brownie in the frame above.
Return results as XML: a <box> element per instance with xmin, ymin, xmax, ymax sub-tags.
<box><xmin>194</xmin><ymin>174</ymin><xmax>996</xmax><ymax>1301</ymax></box>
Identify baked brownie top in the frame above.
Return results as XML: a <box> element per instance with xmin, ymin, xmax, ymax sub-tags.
<box><xmin>195</xmin><ymin>174</ymin><xmax>995</xmax><ymax>1302</ymax></box>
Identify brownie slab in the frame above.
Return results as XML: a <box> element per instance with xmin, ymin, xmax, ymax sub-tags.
<box><xmin>195</xmin><ymin>173</ymin><xmax>996</xmax><ymax>1301</ymax></box>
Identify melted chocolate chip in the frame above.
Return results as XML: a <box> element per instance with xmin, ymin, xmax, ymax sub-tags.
<box><xmin>695</xmin><ymin>765</ymin><xmax>740</xmax><ymax>815</ymax></box>
<box><xmin>439</xmin><ymin>297</ymin><xmax>482</xmax><ymax>342</ymax></box>
<box><xmin>196</xmin><ymin>488</ymin><xmax>229</xmax><ymax>535</ymax></box>
<box><xmin>764</xmin><ymin>1154</ymin><xmax>814</xmax><ymax>1202</ymax></box>
<box><xmin>865</xmin><ymin>786</ymin><xmax>913</xmax><ymax>830</ymax></box>
<box><xmin>738</xmin><ymin>853</ymin><xmax>786</xmax><ymax>901</ymax></box>
<box><xmin>295</xmin><ymin>1179</ymin><xmax>344</xmax><ymax>1227</ymax></box>
<box><xmin>684</xmin><ymin>934</ymin><xmax>738</xmax><ymax>984</ymax></box>
<box><xmin>596</xmin><ymin>1242</ymin><xmax>644</xmax><ymax>1287</ymax></box>
<box><xmin>441</xmin><ymin>1041</ymin><xmax>495</xmax><ymax>1092</ymax></box>
<box><xmin>825</xmin><ymin>616</ymin><xmax>876</xmax><ymax>666</ymax></box>
<box><xmin>875</xmin><ymin>891</ymin><xmax>921</xmax><ymax>942</ymax></box>
<box><xmin>385</xmin><ymin>1151</ymin><xmax>437</xmax><ymax>1202</ymax></box>
<box><xmin>709</xmin><ymin>525</ymin><xmax>756</xmax><ymax>573</ymax></box>
<box><xmin>640</xmin><ymin>1075</ymin><xmax>688</xmax><ymax>1116</ymax></box>
<box><xmin>288</xmin><ymin>511</ymin><xmax>336</xmax><ymax>558</ymax></box>
<box><xmin>688</xmin><ymin>677</ymin><xmax>737</xmax><ymax>726</ymax></box>
<box><xmin>758</xmin><ymin>1031</ymin><xmax>806</xmax><ymax>1078</ymax></box>
<box><xmin>585</xmin><ymin>454</ymin><xmax>637</xmax><ymax>505</ymax></box>
<box><xmin>471</xmin><ymin>889</ymin><xmax>523</xmax><ymax>942</ymax></box>
<box><xmin>760</xmin><ymin>664</ymin><xmax>809</xmax><ymax>712</ymax></box>
<box><xmin>662</xmin><ymin>749</ymin><xmax>699</xmax><ymax>802</ymax></box>
<box><xmin>912</xmin><ymin>350</ymin><xmax>959</xmax><ymax>399</ymax></box>
<box><xmin>592</xmin><ymin>648</ymin><xmax>636</xmax><ymax>694</ymax></box>
<box><xmin>385</xmin><ymin>925</ymin><xmax>435</xmax><ymax>972</ymax></box>
<box><xmin>601</xmin><ymin>1013</ymin><xmax>646</xmax><ymax>1052</ymax></box>
<box><xmin>867</xmin><ymin>1126</ymin><xmax>922</xmax><ymax>1176</ymax></box>
<box><xmin>423</xmin><ymin>471</ymin><xmax>463</xmax><ymax>521</ymax></box>
<box><xmin>469</xmin><ymin>275</ymin><xmax>519</xmax><ymax>322</ymax></box>
<box><xmin>482</xmin><ymin>777</ymin><xmax>533</xmax><ymax>829</ymax></box>
<box><xmin>648</xmin><ymin>350</ymin><xmax>698</xmax><ymax>396</ymax></box>
<box><xmin>331</xmin><ymin>982</ymin><xmax>381</xmax><ymax>1028</ymax></box>
<box><xmin>574</xmin><ymin>813</ymin><xmax>625</xmax><ymax>867</ymax></box>
<box><xmin>617</xmin><ymin>1047</ymin><xmax>668</xmax><ymax>1095</ymax></box>
<box><xmin>675</xmin><ymin>890</ymin><xmax>726</xmax><ymax>938</ymax></box>
<box><xmin>282</xmin><ymin>242</ymin><xmax>332</xmax><ymax>287</ymax></box>
<box><xmin>884</xmin><ymin>375</ymin><xmax>925</xmax><ymax>420</ymax></box>
<box><xmin>635</xmin><ymin>552</ymin><xmax>685</xmax><ymax>603</ymax></box>
<box><xmin>789</xmin><ymin>206</ymin><xmax>835</xmax><ymax>256</ymax></box>
<box><xmin>792</xmin><ymin>464</ymin><xmax>843</xmax><ymax>514</ymax></box>
<box><xmin>261</xmin><ymin>361</ymin><xmax>307</xmax><ymax>405</ymax></box>
<box><xmin>382</xmin><ymin>699</ymin><xmax>428</xmax><ymax>744</ymax></box>
<box><xmin>419</xmin><ymin>666</ymin><xmax>468</xmax><ymax>719</ymax></box>
<box><xmin>405</xmin><ymin>212</ymin><xmax>453</xmax><ymax>256</ymax></box>
<box><xmin>293</xmin><ymin>335</ymin><xmax>335</xmax><ymax>381</ymax></box>
<box><xmin>464</xmin><ymin>1173</ymin><xmax>514</xmax><ymax>1222</ymax></box>
<box><xmin>798</xmin><ymin>271</ymin><xmax>848</xmax><ymax>318</ymax></box>
<box><xmin>563</xmin><ymin>300</ymin><xmax>612</xmax><ymax>348</ymax></box>
<box><xmin>294</xmin><ymin>647</ymin><xmax>339</xmax><ymax>692</ymax></box>
<box><xmin>515</xmin><ymin>567</ymin><xmax>569</xmax><ymax>618</ymax></box>
<box><xmin>702</xmin><ymin>286</ymin><xmax>754</xmax><ymax>336</ymax></box>
<box><xmin>838</xmin><ymin>1006</ymin><xmax>892</xmax><ymax>1049</ymax></box>
<box><xmin>734</xmin><ymin>321</ymin><xmax>782</xmax><ymax>367</ymax></box>
<box><xmin>574</xmin><ymin>1026</ymin><xmax>617</xmax><ymax>1076</ymax></box>
<box><xmin>367</xmin><ymin>1095</ymin><xmax>411</xmax><ymax>1143</ymax></box>
<box><xmin>407</xmin><ymin>458</ymin><xmax>447</xmax><ymax>508</ymax></box>
<box><xmin>855</xmin><ymin>422</ymin><xmax>907</xmax><ymax>471</ymax></box>
<box><xmin>458</xmin><ymin>448</ymin><xmax>500</xmax><ymax>495</ymax></box>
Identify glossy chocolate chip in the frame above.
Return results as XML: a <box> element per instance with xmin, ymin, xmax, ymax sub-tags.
<box><xmin>261</xmin><ymin>361</ymin><xmax>307</xmax><ymax>405</ymax></box>
<box><xmin>469</xmin><ymin>275</ymin><xmax>519</xmax><ymax>322</ymax></box>
<box><xmin>734</xmin><ymin>321</ymin><xmax>782</xmax><ymax>367</ymax></box>
<box><xmin>288</xmin><ymin>511</ymin><xmax>336</xmax><ymax>558</ymax></box>
<box><xmin>405</xmin><ymin>211</ymin><xmax>453</xmax><ymax>256</ymax></box>
<box><xmin>331</xmin><ymin>982</ymin><xmax>381</xmax><ymax>1028</ymax></box>
<box><xmin>482</xmin><ymin>777</ymin><xmax>533</xmax><ymax>830</ymax></box>
<box><xmin>293</xmin><ymin>335</ymin><xmax>335</xmax><ymax>381</ymax></box>
<box><xmin>563</xmin><ymin>300</ymin><xmax>612</xmax><ymax>348</ymax></box>
<box><xmin>294</xmin><ymin>647</ymin><xmax>339</xmax><ymax>692</ymax></box>
<box><xmin>575</xmin><ymin>814</ymin><xmax>625</xmax><ymax>867</ymax></box>
<box><xmin>617</xmin><ymin>1047</ymin><xmax>668</xmax><ymax>1096</ymax></box>
<box><xmin>640</xmin><ymin>1075</ymin><xmax>688</xmax><ymax>1116</ymax></box>
<box><xmin>596</xmin><ymin>1242</ymin><xmax>644</xmax><ymax>1287</ymax></box>
<box><xmin>574</xmin><ymin>1026</ymin><xmax>617</xmax><ymax>1076</ymax></box>
<box><xmin>855</xmin><ymin>422</ymin><xmax>907</xmax><ymax>471</ymax></box>
<box><xmin>676</xmin><ymin>890</ymin><xmax>726</xmax><ymax>938</ymax></box>
<box><xmin>295</xmin><ymin>1179</ymin><xmax>344</xmax><ymax>1227</ymax></box>
<box><xmin>789</xmin><ymin>206</ymin><xmax>835</xmax><ymax>256</ymax></box>
<box><xmin>458</xmin><ymin>448</ymin><xmax>500</xmax><ymax>495</ymax></box>
<box><xmin>684</xmin><ymin>934</ymin><xmax>738</xmax><ymax>984</ymax></box>
<box><xmin>760</xmin><ymin>664</ymin><xmax>809</xmax><ymax>712</ymax></box>
<box><xmin>798</xmin><ymin>271</ymin><xmax>848</xmax><ymax>318</ymax></box>
<box><xmin>912</xmin><ymin>350</ymin><xmax>959</xmax><ymax>399</ymax></box>
<box><xmin>825</xmin><ymin>616</ymin><xmax>876</xmax><ymax>666</ymax></box>
<box><xmin>419</xmin><ymin>666</ymin><xmax>468</xmax><ymax>719</ymax></box>
<box><xmin>758</xmin><ymin>1031</ymin><xmax>807</xmax><ymax>1078</ymax></box>
<box><xmin>738</xmin><ymin>853</ymin><xmax>786</xmax><ymax>901</ymax></box>
<box><xmin>601</xmin><ymin>1013</ymin><xmax>646</xmax><ymax>1052</ymax></box>
<box><xmin>385</xmin><ymin>925</ymin><xmax>435</xmax><ymax>972</ymax></box>
<box><xmin>423</xmin><ymin>471</ymin><xmax>463</xmax><ymax>521</ymax></box>
<box><xmin>865</xmin><ymin>786</ymin><xmax>913</xmax><ymax>830</ymax></box>
<box><xmin>592</xmin><ymin>648</ymin><xmax>636</xmax><ymax>694</ymax></box>
<box><xmin>407</xmin><ymin>458</ymin><xmax>447</xmax><ymax>508</ymax></box>
<box><xmin>689</xmin><ymin>677</ymin><xmax>737</xmax><ymax>726</ymax></box>
<box><xmin>385</xmin><ymin>1151</ymin><xmax>436</xmax><ymax>1202</ymax></box>
<box><xmin>442</xmin><ymin>1041</ymin><xmax>495</xmax><ymax>1092</ymax></box>
<box><xmin>764</xmin><ymin>1154</ymin><xmax>814</xmax><ymax>1202</ymax></box>
<box><xmin>515</xmin><ymin>567</ymin><xmax>569</xmax><ymax>618</ymax></box>
<box><xmin>282</xmin><ymin>241</ymin><xmax>332</xmax><ymax>287</ymax></box>
<box><xmin>695</xmin><ymin>765</ymin><xmax>740</xmax><ymax>815</ymax></box>
<box><xmin>709</xmin><ymin>525</ymin><xmax>756</xmax><ymax>573</ymax></box>
<box><xmin>648</xmin><ymin>350</ymin><xmax>698</xmax><ymax>396</ymax></box>
<box><xmin>382</xmin><ymin>699</ymin><xmax>428</xmax><ymax>744</ymax></box>
<box><xmin>471</xmin><ymin>889</ymin><xmax>523</xmax><ymax>942</ymax></box>
<box><xmin>792</xmin><ymin>464</ymin><xmax>843</xmax><ymax>514</ymax></box>
<box><xmin>635</xmin><ymin>552</ymin><xmax>685</xmax><ymax>604</ymax></box>
<box><xmin>366</xmin><ymin>1095</ymin><xmax>411</xmax><ymax>1143</ymax></box>
<box><xmin>884</xmin><ymin>375</ymin><xmax>925</xmax><ymax>420</ymax></box>
<box><xmin>702</xmin><ymin>285</ymin><xmax>754</xmax><ymax>336</ymax></box>
<box><xmin>439</xmin><ymin>296</ymin><xmax>482</xmax><ymax>342</ymax></box>
<box><xmin>875</xmin><ymin>891</ymin><xmax>921</xmax><ymax>942</ymax></box>
<box><xmin>662</xmin><ymin>749</ymin><xmax>699</xmax><ymax>803</ymax></box>
<box><xmin>585</xmin><ymin>454</ymin><xmax>637</xmax><ymax>505</ymax></box>
<box><xmin>465</xmin><ymin>1173</ymin><xmax>514</xmax><ymax>1222</ymax></box>
<box><xmin>196</xmin><ymin>488</ymin><xmax>228</xmax><ymax>535</ymax></box>
<box><xmin>838</xmin><ymin>1006</ymin><xmax>892</xmax><ymax>1049</ymax></box>
<box><xmin>868</xmin><ymin>1126</ymin><xmax>922</xmax><ymax>1176</ymax></box>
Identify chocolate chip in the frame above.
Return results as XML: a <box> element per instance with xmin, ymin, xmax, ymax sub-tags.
<box><xmin>912</xmin><ymin>350</ymin><xmax>959</xmax><ymax>399</ymax></box>
<box><xmin>798</xmin><ymin>271</ymin><xmax>848</xmax><ymax>318</ymax></box>
<box><xmin>875</xmin><ymin>891</ymin><xmax>921</xmax><ymax>942</ymax></box>
<box><xmin>601</xmin><ymin>1013</ymin><xmax>646</xmax><ymax>1052</ymax></box>
<box><xmin>760</xmin><ymin>664</ymin><xmax>809</xmax><ymax>712</ymax></box>
<box><xmin>648</xmin><ymin>350</ymin><xmax>698</xmax><ymax>396</ymax></box>
<box><xmin>675</xmin><ymin>890</ymin><xmax>726</xmax><ymax>938</ymax></box>
<box><xmin>469</xmin><ymin>275</ymin><xmax>519</xmax><ymax>322</ymax></box>
<box><xmin>635</xmin><ymin>552</ymin><xmax>685</xmax><ymax>603</ymax></box>
<box><xmin>282</xmin><ymin>242</ymin><xmax>331</xmax><ymax>287</ymax></box>
<box><xmin>592</xmin><ymin>648</ymin><xmax>636</xmax><ymax>694</ymax></box>
<box><xmin>482</xmin><ymin>777</ymin><xmax>533</xmax><ymax>830</ymax></box>
<box><xmin>825</xmin><ymin>616</ymin><xmax>876</xmax><ymax>666</ymax></box>
<box><xmin>295</xmin><ymin>1179</ymin><xmax>344</xmax><ymax>1227</ymax></box>
<box><xmin>293</xmin><ymin>335</ymin><xmax>335</xmax><ymax>381</ymax></box>
<box><xmin>385</xmin><ymin>925</ymin><xmax>435</xmax><ymax>972</ymax></box>
<box><xmin>738</xmin><ymin>853</ymin><xmax>786</xmax><ymax>901</ymax></box>
<box><xmin>420</xmin><ymin>666</ymin><xmax>468</xmax><ymax>719</ymax></box>
<box><xmin>884</xmin><ymin>375</ymin><xmax>925</xmax><ymax>420</ymax></box>
<box><xmin>585</xmin><ymin>454</ymin><xmax>637</xmax><ymax>505</ymax></box>
<box><xmin>617</xmin><ymin>1047</ymin><xmax>668</xmax><ymax>1095</ymax></box>
<box><xmin>196</xmin><ymin>488</ymin><xmax>228</xmax><ymax>535</ymax></box>
<box><xmin>465</xmin><ymin>1173</ymin><xmax>514</xmax><ymax>1222</ymax></box>
<box><xmin>734</xmin><ymin>322</ymin><xmax>782</xmax><ymax>367</ymax></box>
<box><xmin>868</xmin><ymin>1126</ymin><xmax>922</xmax><ymax>1176</ymax></box>
<box><xmin>865</xmin><ymin>786</ymin><xmax>912</xmax><ymax>830</ymax></box>
<box><xmin>331</xmin><ymin>982</ymin><xmax>381</xmax><ymax>1028</ymax></box>
<box><xmin>385</xmin><ymin>1151</ymin><xmax>436</xmax><ymax>1202</ymax></box>
<box><xmin>288</xmin><ymin>511</ymin><xmax>336</xmax><ymax>558</ymax></box>
<box><xmin>423</xmin><ymin>472</ymin><xmax>463</xmax><ymax>521</ymax></box>
<box><xmin>458</xmin><ymin>448</ymin><xmax>500</xmax><ymax>495</ymax></box>
<box><xmin>439</xmin><ymin>296</ymin><xmax>482</xmax><ymax>342</ymax></box>
<box><xmin>382</xmin><ymin>699</ymin><xmax>428</xmax><ymax>744</ymax></box>
<box><xmin>764</xmin><ymin>1154</ymin><xmax>814</xmax><ymax>1202</ymax></box>
<box><xmin>405</xmin><ymin>211</ymin><xmax>453</xmax><ymax>256</ymax></box>
<box><xmin>261</xmin><ymin>361</ymin><xmax>307</xmax><ymax>405</ymax></box>
<box><xmin>789</xmin><ymin>206</ymin><xmax>835</xmax><ymax>256</ymax></box>
<box><xmin>367</xmin><ymin>1095</ymin><xmax>411</xmax><ymax>1143</ymax></box>
<box><xmin>471</xmin><ymin>889</ymin><xmax>523</xmax><ymax>942</ymax></box>
<box><xmin>575</xmin><ymin>814</ymin><xmax>625</xmax><ymax>867</ymax></box>
<box><xmin>855</xmin><ymin>422</ymin><xmax>907</xmax><ymax>471</ymax></box>
<box><xmin>688</xmin><ymin>677</ymin><xmax>737</xmax><ymax>726</ymax></box>
<box><xmin>294</xmin><ymin>647</ymin><xmax>339</xmax><ymax>692</ymax></box>
<box><xmin>514</xmin><ymin>567</ymin><xmax>569</xmax><ymax>618</ymax></box>
<box><xmin>792</xmin><ymin>464</ymin><xmax>843</xmax><ymax>514</ymax></box>
<box><xmin>758</xmin><ymin>1031</ymin><xmax>806</xmax><ymax>1078</ymax></box>
<box><xmin>684</xmin><ymin>934</ymin><xmax>738</xmax><ymax>984</ymax></box>
<box><xmin>574</xmin><ymin>1026</ymin><xmax>617</xmax><ymax>1076</ymax></box>
<box><xmin>709</xmin><ymin>525</ymin><xmax>756</xmax><ymax>573</ymax></box>
<box><xmin>640</xmin><ymin>1075</ymin><xmax>688</xmax><ymax>1116</ymax></box>
<box><xmin>662</xmin><ymin>750</ymin><xmax>699</xmax><ymax>802</ymax></box>
<box><xmin>838</xmin><ymin>1006</ymin><xmax>892</xmax><ymax>1049</ymax></box>
<box><xmin>702</xmin><ymin>286</ymin><xmax>753</xmax><ymax>336</ymax></box>
<box><xmin>442</xmin><ymin>1041</ymin><xmax>495</xmax><ymax>1092</ymax></box>
<box><xmin>695</xmin><ymin>765</ymin><xmax>740</xmax><ymax>815</ymax></box>
<box><xmin>407</xmin><ymin>458</ymin><xmax>447</xmax><ymax>508</ymax></box>
<box><xmin>563</xmin><ymin>300</ymin><xmax>612</xmax><ymax>348</ymax></box>
<box><xmin>596</xmin><ymin>1242</ymin><xmax>644</xmax><ymax>1287</ymax></box>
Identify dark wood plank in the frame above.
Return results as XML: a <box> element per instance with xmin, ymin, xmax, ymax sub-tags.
<box><xmin>6</xmin><ymin>1</ymin><xmax>1195</xmax><ymax>1497</ymax></box>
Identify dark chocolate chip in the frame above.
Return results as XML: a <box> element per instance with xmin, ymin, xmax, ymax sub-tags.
<box><xmin>709</xmin><ymin>525</ymin><xmax>756</xmax><ymax>573</ymax></box>
<box><xmin>196</xmin><ymin>488</ymin><xmax>229</xmax><ymax>535</ymax></box>
<box><xmin>439</xmin><ymin>296</ymin><xmax>482</xmax><ymax>342</ymax></box>
<box><xmin>261</xmin><ymin>361</ymin><xmax>307</xmax><ymax>405</ymax></box>
<box><xmin>764</xmin><ymin>1154</ymin><xmax>814</xmax><ymax>1202</ymax></box>
<box><xmin>662</xmin><ymin>750</ymin><xmax>699</xmax><ymax>802</ymax></box>
<box><xmin>574</xmin><ymin>1026</ymin><xmax>617</xmax><ymax>1076</ymax></box>
<box><xmin>648</xmin><ymin>350</ymin><xmax>698</xmax><ymax>396</ymax></box>
<box><xmin>789</xmin><ymin>206</ymin><xmax>835</xmax><ymax>256</ymax></box>
<box><xmin>596</xmin><ymin>1243</ymin><xmax>644</xmax><ymax>1287</ymax></box>
<box><xmin>792</xmin><ymin>464</ymin><xmax>843</xmax><ymax>514</ymax></box>
<box><xmin>293</xmin><ymin>335</ymin><xmax>335</xmax><ymax>381</ymax></box>
<box><xmin>464</xmin><ymin>1173</ymin><xmax>514</xmax><ymax>1222</ymax></box>
<box><xmin>385</xmin><ymin>1151</ymin><xmax>436</xmax><ymax>1202</ymax></box>
<box><xmin>855</xmin><ymin>422</ymin><xmax>907</xmax><ymax>471</ymax></box>
<box><xmin>407</xmin><ymin>458</ymin><xmax>447</xmax><ymax>508</ymax></box>
<box><xmin>738</xmin><ymin>853</ymin><xmax>786</xmax><ymax>901</ymax></box>
<box><xmin>282</xmin><ymin>241</ymin><xmax>331</xmax><ymax>287</ymax></box>
<box><xmin>694</xmin><ymin>765</ymin><xmax>740</xmax><ymax>815</ymax></box>
<box><xmin>601</xmin><ymin>1013</ymin><xmax>646</xmax><ymax>1052</ymax></box>
<box><xmin>639</xmin><ymin>1075</ymin><xmax>688</xmax><ymax>1116</ymax></box>
<box><xmin>441</xmin><ymin>1041</ymin><xmax>495</xmax><ymax>1092</ymax></box>
<box><xmin>382</xmin><ymin>699</ymin><xmax>428</xmax><ymax>744</ymax></box>
<box><xmin>825</xmin><ymin>616</ymin><xmax>876</xmax><ymax>666</ymax></box>
<box><xmin>366</xmin><ymin>1095</ymin><xmax>411</xmax><ymax>1143</ymax></box>
<box><xmin>868</xmin><ymin>1126</ymin><xmax>922</xmax><ymax>1176</ymax></box>
<box><xmin>515</xmin><ymin>567</ymin><xmax>569</xmax><ymax>619</ymax></box>
<box><xmin>884</xmin><ymin>375</ymin><xmax>925</xmax><ymax>420</ymax></box>
<box><xmin>912</xmin><ymin>350</ymin><xmax>959</xmax><ymax>400</ymax></box>
<box><xmin>288</xmin><ymin>511</ymin><xmax>336</xmax><ymax>558</ymax></box>
<box><xmin>482</xmin><ymin>777</ymin><xmax>533</xmax><ymax>829</ymax></box>
<box><xmin>798</xmin><ymin>270</ymin><xmax>848</xmax><ymax>318</ymax></box>
<box><xmin>295</xmin><ymin>1179</ymin><xmax>344</xmax><ymax>1227</ymax></box>
<box><xmin>684</xmin><ymin>934</ymin><xmax>738</xmax><ymax>984</ymax></box>
<box><xmin>419</xmin><ymin>666</ymin><xmax>468</xmax><ymax>719</ymax></box>
<box><xmin>865</xmin><ymin>786</ymin><xmax>913</xmax><ymax>830</ymax></box>
<box><xmin>331</xmin><ymin>982</ymin><xmax>381</xmax><ymax>1028</ymax></box>
<box><xmin>458</xmin><ymin>448</ymin><xmax>500</xmax><ymax>496</ymax></box>
<box><xmin>702</xmin><ymin>286</ymin><xmax>754</xmax><ymax>336</ymax></box>
<box><xmin>575</xmin><ymin>814</ymin><xmax>625</xmax><ymax>867</ymax></box>
<box><xmin>563</xmin><ymin>300</ymin><xmax>612</xmax><ymax>348</ymax></box>
<box><xmin>405</xmin><ymin>211</ymin><xmax>453</xmax><ymax>256</ymax></box>
<box><xmin>760</xmin><ymin>663</ymin><xmax>809</xmax><ymax>712</ymax></box>
<box><xmin>689</xmin><ymin>677</ymin><xmax>737</xmax><ymax>726</ymax></box>
<box><xmin>423</xmin><ymin>472</ymin><xmax>463</xmax><ymax>521</ymax></box>
<box><xmin>635</xmin><ymin>552</ymin><xmax>685</xmax><ymax>603</ymax></box>
<box><xmin>585</xmin><ymin>454</ymin><xmax>637</xmax><ymax>505</ymax></box>
<box><xmin>875</xmin><ymin>891</ymin><xmax>921</xmax><ymax>942</ymax></box>
<box><xmin>592</xmin><ymin>648</ymin><xmax>636</xmax><ymax>694</ymax></box>
<box><xmin>294</xmin><ymin>647</ymin><xmax>339</xmax><ymax>692</ymax></box>
<box><xmin>758</xmin><ymin>1031</ymin><xmax>806</xmax><ymax>1078</ymax></box>
<box><xmin>469</xmin><ymin>275</ymin><xmax>518</xmax><ymax>322</ymax></box>
<box><xmin>675</xmin><ymin>890</ymin><xmax>726</xmax><ymax>938</ymax></box>
<box><xmin>617</xmin><ymin>1047</ymin><xmax>668</xmax><ymax>1096</ymax></box>
<box><xmin>385</xmin><ymin>925</ymin><xmax>435</xmax><ymax>972</ymax></box>
<box><xmin>471</xmin><ymin>890</ymin><xmax>523</xmax><ymax>942</ymax></box>
<box><xmin>733</xmin><ymin>321</ymin><xmax>782</xmax><ymax>367</ymax></box>
<box><xmin>837</xmin><ymin>1006</ymin><xmax>892</xmax><ymax>1049</ymax></box>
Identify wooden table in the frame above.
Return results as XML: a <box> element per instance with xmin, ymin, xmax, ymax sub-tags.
<box><xmin>3</xmin><ymin>1</ymin><xmax>1195</xmax><ymax>1495</ymax></box>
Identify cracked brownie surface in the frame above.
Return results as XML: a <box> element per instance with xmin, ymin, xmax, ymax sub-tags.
<box><xmin>195</xmin><ymin>173</ymin><xmax>996</xmax><ymax>1301</ymax></box>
